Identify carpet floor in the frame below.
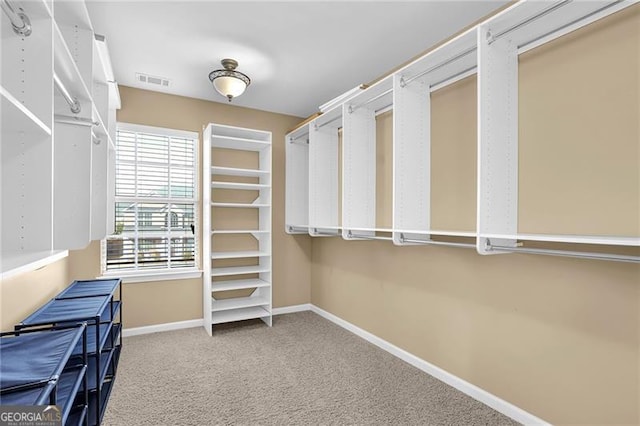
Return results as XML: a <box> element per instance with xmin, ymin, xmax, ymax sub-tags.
<box><xmin>103</xmin><ymin>311</ymin><xmax>519</xmax><ymax>425</ymax></box>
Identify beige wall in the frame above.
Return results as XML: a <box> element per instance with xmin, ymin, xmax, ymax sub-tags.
<box><xmin>0</xmin><ymin>257</ymin><xmax>69</xmax><ymax>331</ymax></box>
<box><xmin>66</xmin><ymin>87</ymin><xmax>311</xmax><ymax>328</ymax></box>
<box><xmin>312</xmin><ymin>6</ymin><xmax>640</xmax><ymax>425</ymax></box>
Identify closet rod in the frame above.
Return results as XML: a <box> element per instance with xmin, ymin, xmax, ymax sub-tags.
<box><xmin>430</xmin><ymin>66</ymin><xmax>477</xmax><ymax>90</ymax></box>
<box><xmin>289</xmin><ymin>133</ymin><xmax>309</xmax><ymax>144</ymax></box>
<box><xmin>487</xmin><ymin>243</ymin><xmax>640</xmax><ymax>263</ymax></box>
<box><xmin>288</xmin><ymin>226</ymin><xmax>308</xmax><ymax>233</ymax></box>
<box><xmin>314</xmin><ymin>115</ymin><xmax>341</xmax><ymax>130</ymax></box>
<box><xmin>1</xmin><ymin>0</ymin><xmax>31</xmax><ymax>36</ymax></box>
<box><xmin>401</xmin><ymin>46</ymin><xmax>476</xmax><ymax>88</ymax></box>
<box><xmin>516</xmin><ymin>0</ymin><xmax>624</xmax><ymax>51</ymax></box>
<box><xmin>347</xmin><ymin>231</ymin><xmax>393</xmax><ymax>241</ymax></box>
<box><xmin>312</xmin><ymin>229</ymin><xmax>340</xmax><ymax>236</ymax></box>
<box><xmin>53</xmin><ymin>74</ymin><xmax>81</xmax><ymax>114</ymax></box>
<box><xmin>91</xmin><ymin>130</ymin><xmax>101</xmax><ymax>145</ymax></box>
<box><xmin>400</xmin><ymin>235</ymin><xmax>476</xmax><ymax>249</ymax></box>
<box><xmin>348</xmin><ymin>88</ymin><xmax>392</xmax><ymax>114</ymax></box>
<box><xmin>289</xmin><ymin>138</ymin><xmax>308</xmax><ymax>145</ymax></box>
<box><xmin>54</xmin><ymin>114</ymin><xmax>98</xmax><ymax>127</ymax></box>
<box><xmin>488</xmin><ymin>0</ymin><xmax>571</xmax><ymax>44</ymax></box>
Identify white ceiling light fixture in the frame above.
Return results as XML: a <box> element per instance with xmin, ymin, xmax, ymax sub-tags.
<box><xmin>208</xmin><ymin>58</ymin><xmax>251</xmax><ymax>102</ymax></box>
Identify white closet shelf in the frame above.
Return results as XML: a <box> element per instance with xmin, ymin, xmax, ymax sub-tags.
<box><xmin>211</xmin><ymin>230</ymin><xmax>269</xmax><ymax>235</ymax></box>
<box><xmin>211</xmin><ymin>279</ymin><xmax>271</xmax><ymax>292</ymax></box>
<box><xmin>211</xmin><ymin>306</ymin><xmax>270</xmax><ymax>324</ymax></box>
<box><xmin>211</xmin><ymin>295</ymin><xmax>270</xmax><ymax>312</ymax></box>
<box><xmin>211</xmin><ymin>251</ymin><xmax>270</xmax><ymax>260</ymax></box>
<box><xmin>489</xmin><ymin>1</ymin><xmax>630</xmax><ymax>54</ymax></box>
<box><xmin>1</xmin><ymin>250</ymin><xmax>69</xmax><ymax>280</ymax></box>
<box><xmin>1</xmin><ymin>88</ymin><xmax>52</xmax><ymax>136</ymax></box>
<box><xmin>211</xmin><ymin>265</ymin><xmax>270</xmax><ymax>277</ymax></box>
<box><xmin>400</xmin><ymin>27</ymin><xmax>477</xmax><ymax>90</ymax></box>
<box><xmin>211</xmin><ymin>202</ymin><xmax>270</xmax><ymax>208</ymax></box>
<box><xmin>211</xmin><ymin>135</ymin><xmax>270</xmax><ymax>151</ymax></box>
<box><xmin>211</xmin><ymin>166</ymin><xmax>270</xmax><ymax>178</ymax></box>
<box><xmin>480</xmin><ymin>233</ymin><xmax>640</xmax><ymax>247</ymax></box>
<box><xmin>211</xmin><ymin>182</ymin><xmax>270</xmax><ymax>190</ymax></box>
<box><xmin>52</xmin><ymin>0</ymin><xmax>93</xmax><ymax>29</ymax></box>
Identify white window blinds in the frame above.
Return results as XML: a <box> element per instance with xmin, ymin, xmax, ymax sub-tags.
<box><xmin>102</xmin><ymin>124</ymin><xmax>198</xmax><ymax>273</ymax></box>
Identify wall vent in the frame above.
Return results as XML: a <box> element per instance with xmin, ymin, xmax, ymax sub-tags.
<box><xmin>135</xmin><ymin>73</ymin><xmax>171</xmax><ymax>87</ymax></box>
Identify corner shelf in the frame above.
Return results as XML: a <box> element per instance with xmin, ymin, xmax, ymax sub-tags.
<box><xmin>203</xmin><ymin>123</ymin><xmax>273</xmax><ymax>334</ymax></box>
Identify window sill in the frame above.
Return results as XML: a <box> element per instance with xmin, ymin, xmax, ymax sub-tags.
<box><xmin>98</xmin><ymin>269</ymin><xmax>202</xmax><ymax>284</ymax></box>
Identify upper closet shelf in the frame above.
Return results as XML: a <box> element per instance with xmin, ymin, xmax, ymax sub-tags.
<box><xmin>486</xmin><ymin>0</ymin><xmax>632</xmax><ymax>54</ymax></box>
<box><xmin>211</xmin><ymin>182</ymin><xmax>270</xmax><ymax>190</ymax></box>
<box><xmin>398</xmin><ymin>27</ymin><xmax>477</xmax><ymax>91</ymax></box>
<box><xmin>346</xmin><ymin>75</ymin><xmax>393</xmax><ymax>115</ymax></box>
<box><xmin>1</xmin><ymin>250</ymin><xmax>69</xmax><ymax>281</ymax></box>
<box><xmin>52</xmin><ymin>0</ymin><xmax>93</xmax><ymax>30</ymax></box>
<box><xmin>1</xmin><ymin>88</ymin><xmax>51</xmax><ymax>136</ymax></box>
<box><xmin>211</xmin><ymin>135</ymin><xmax>271</xmax><ymax>151</ymax></box>
<box><xmin>211</xmin><ymin>166</ymin><xmax>269</xmax><ymax>178</ymax></box>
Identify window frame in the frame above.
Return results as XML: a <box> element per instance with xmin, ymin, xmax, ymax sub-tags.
<box><xmin>100</xmin><ymin>122</ymin><xmax>202</xmax><ymax>283</ymax></box>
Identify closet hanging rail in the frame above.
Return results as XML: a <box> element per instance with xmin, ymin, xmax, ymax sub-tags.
<box><xmin>347</xmin><ymin>231</ymin><xmax>393</xmax><ymax>241</ymax></box>
<box><xmin>488</xmin><ymin>0</ymin><xmax>572</xmax><ymax>44</ymax></box>
<box><xmin>400</xmin><ymin>46</ymin><xmax>476</xmax><ymax>88</ymax></box>
<box><xmin>348</xmin><ymin>88</ymin><xmax>392</xmax><ymax>114</ymax></box>
<box><xmin>289</xmin><ymin>136</ymin><xmax>308</xmax><ymax>145</ymax></box>
<box><xmin>53</xmin><ymin>74</ymin><xmax>81</xmax><ymax>114</ymax></box>
<box><xmin>486</xmin><ymin>241</ymin><xmax>640</xmax><ymax>263</ymax></box>
<box><xmin>312</xmin><ymin>229</ymin><xmax>340</xmax><ymax>236</ymax></box>
<box><xmin>54</xmin><ymin>115</ymin><xmax>98</xmax><ymax>127</ymax></box>
<box><xmin>399</xmin><ymin>234</ymin><xmax>476</xmax><ymax>249</ymax></box>
<box><xmin>516</xmin><ymin>0</ymin><xmax>625</xmax><ymax>51</ymax></box>
<box><xmin>1</xmin><ymin>0</ymin><xmax>31</xmax><ymax>36</ymax></box>
<box><xmin>430</xmin><ymin>66</ymin><xmax>477</xmax><ymax>90</ymax></box>
<box><xmin>288</xmin><ymin>226</ymin><xmax>308</xmax><ymax>233</ymax></box>
<box><xmin>314</xmin><ymin>115</ymin><xmax>342</xmax><ymax>130</ymax></box>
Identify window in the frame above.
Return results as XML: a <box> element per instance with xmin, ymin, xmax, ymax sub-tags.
<box><xmin>102</xmin><ymin>123</ymin><xmax>198</xmax><ymax>276</ymax></box>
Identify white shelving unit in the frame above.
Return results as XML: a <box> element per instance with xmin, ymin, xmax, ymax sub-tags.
<box><xmin>203</xmin><ymin>123</ymin><xmax>272</xmax><ymax>335</ymax></box>
<box><xmin>285</xmin><ymin>125</ymin><xmax>310</xmax><ymax>234</ymax></box>
<box><xmin>1</xmin><ymin>0</ymin><xmax>120</xmax><ymax>278</ymax></box>
<box><xmin>392</xmin><ymin>28</ymin><xmax>478</xmax><ymax>247</ymax></box>
<box><xmin>308</xmin><ymin>106</ymin><xmax>342</xmax><ymax>237</ymax></box>
<box><xmin>342</xmin><ymin>76</ymin><xmax>393</xmax><ymax>241</ymax></box>
<box><xmin>284</xmin><ymin>0</ymin><xmax>639</xmax><ymax>263</ymax></box>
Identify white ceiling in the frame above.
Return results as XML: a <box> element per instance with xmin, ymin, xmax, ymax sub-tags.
<box><xmin>86</xmin><ymin>1</ymin><xmax>508</xmax><ymax>118</ymax></box>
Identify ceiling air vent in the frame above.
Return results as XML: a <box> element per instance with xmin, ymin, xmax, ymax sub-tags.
<box><xmin>135</xmin><ymin>73</ymin><xmax>170</xmax><ymax>87</ymax></box>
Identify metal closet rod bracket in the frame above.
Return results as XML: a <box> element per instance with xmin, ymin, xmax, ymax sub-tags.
<box><xmin>1</xmin><ymin>0</ymin><xmax>31</xmax><ymax>36</ymax></box>
<box><xmin>485</xmin><ymin>239</ymin><xmax>640</xmax><ymax>263</ymax></box>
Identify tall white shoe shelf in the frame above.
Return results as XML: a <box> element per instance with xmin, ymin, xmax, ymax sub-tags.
<box><xmin>202</xmin><ymin>123</ymin><xmax>273</xmax><ymax>335</ymax></box>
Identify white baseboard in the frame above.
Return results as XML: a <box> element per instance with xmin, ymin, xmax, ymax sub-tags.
<box><xmin>309</xmin><ymin>304</ymin><xmax>549</xmax><ymax>426</ymax></box>
<box><xmin>272</xmin><ymin>303</ymin><xmax>312</xmax><ymax>315</ymax></box>
<box><xmin>123</xmin><ymin>319</ymin><xmax>203</xmax><ymax>337</ymax></box>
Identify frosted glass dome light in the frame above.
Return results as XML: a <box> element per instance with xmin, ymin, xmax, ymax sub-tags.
<box><xmin>208</xmin><ymin>59</ymin><xmax>251</xmax><ymax>102</ymax></box>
